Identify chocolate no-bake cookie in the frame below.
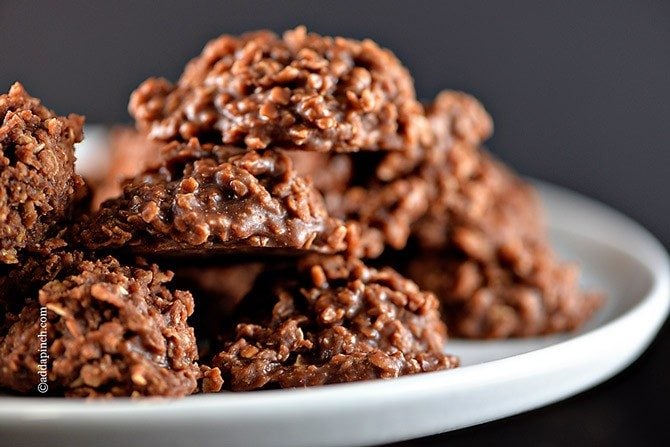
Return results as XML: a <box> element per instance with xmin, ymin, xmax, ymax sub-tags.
<box><xmin>403</xmin><ymin>99</ymin><xmax>602</xmax><ymax>338</ymax></box>
<box><xmin>287</xmin><ymin>148</ymin><xmax>431</xmax><ymax>258</ymax></box>
<box><xmin>91</xmin><ymin>127</ymin><xmax>161</xmax><ymax>210</ymax></box>
<box><xmin>0</xmin><ymin>253</ymin><xmax>200</xmax><ymax>397</ymax></box>
<box><xmin>284</xmin><ymin>91</ymin><xmax>496</xmax><ymax>258</ymax></box>
<box><xmin>0</xmin><ymin>83</ymin><xmax>85</xmax><ymax>264</ymax></box>
<box><xmin>129</xmin><ymin>26</ymin><xmax>425</xmax><ymax>153</ymax></box>
<box><xmin>406</xmin><ymin>245</ymin><xmax>603</xmax><ymax>339</ymax></box>
<box><xmin>412</xmin><ymin>143</ymin><xmax>544</xmax><ymax>252</ymax></box>
<box><xmin>203</xmin><ymin>255</ymin><xmax>457</xmax><ymax>392</ymax></box>
<box><xmin>77</xmin><ymin>138</ymin><xmax>350</xmax><ymax>255</ymax></box>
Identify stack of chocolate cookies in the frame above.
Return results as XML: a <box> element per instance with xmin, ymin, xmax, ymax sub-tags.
<box><xmin>0</xmin><ymin>27</ymin><xmax>601</xmax><ymax>397</ymax></box>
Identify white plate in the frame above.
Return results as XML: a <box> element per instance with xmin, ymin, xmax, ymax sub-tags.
<box><xmin>0</xmin><ymin>133</ymin><xmax>668</xmax><ymax>447</ymax></box>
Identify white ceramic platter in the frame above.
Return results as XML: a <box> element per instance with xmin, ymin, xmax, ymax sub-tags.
<box><xmin>0</xmin><ymin>130</ymin><xmax>668</xmax><ymax>447</ymax></box>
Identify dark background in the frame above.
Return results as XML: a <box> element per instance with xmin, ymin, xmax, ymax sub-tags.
<box><xmin>1</xmin><ymin>1</ymin><xmax>668</xmax><ymax>445</ymax></box>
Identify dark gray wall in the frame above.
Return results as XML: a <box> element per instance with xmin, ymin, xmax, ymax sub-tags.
<box><xmin>1</xmin><ymin>1</ymin><xmax>668</xmax><ymax>248</ymax></box>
